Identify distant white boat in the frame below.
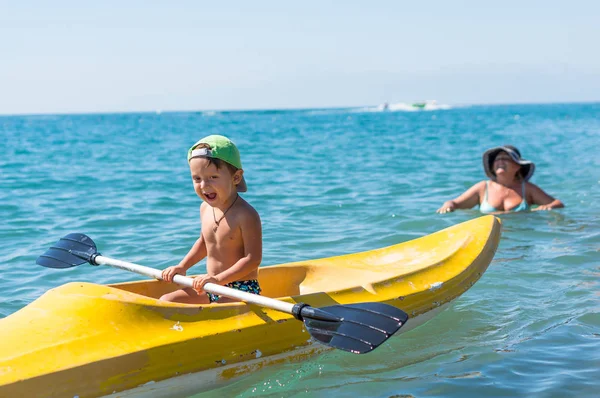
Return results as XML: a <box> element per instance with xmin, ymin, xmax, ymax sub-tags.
<box><xmin>376</xmin><ymin>100</ymin><xmax>451</xmax><ymax>112</ymax></box>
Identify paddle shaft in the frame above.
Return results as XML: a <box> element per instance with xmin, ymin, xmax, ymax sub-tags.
<box><xmin>38</xmin><ymin>233</ymin><xmax>408</xmax><ymax>353</ymax></box>
<box><xmin>94</xmin><ymin>255</ymin><xmax>295</xmax><ymax>313</ymax></box>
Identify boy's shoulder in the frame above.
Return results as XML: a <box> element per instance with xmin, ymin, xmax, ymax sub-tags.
<box><xmin>200</xmin><ymin>201</ymin><xmax>208</xmax><ymax>213</ymax></box>
<box><xmin>237</xmin><ymin>197</ymin><xmax>260</xmax><ymax>222</ymax></box>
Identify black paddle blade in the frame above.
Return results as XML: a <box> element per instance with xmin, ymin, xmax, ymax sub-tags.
<box><xmin>36</xmin><ymin>233</ymin><xmax>98</xmax><ymax>269</ymax></box>
<box><xmin>302</xmin><ymin>302</ymin><xmax>408</xmax><ymax>354</ymax></box>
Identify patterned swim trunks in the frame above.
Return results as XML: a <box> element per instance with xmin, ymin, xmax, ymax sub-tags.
<box><xmin>207</xmin><ymin>279</ymin><xmax>262</xmax><ymax>303</ymax></box>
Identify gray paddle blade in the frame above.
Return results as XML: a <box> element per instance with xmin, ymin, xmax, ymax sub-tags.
<box><xmin>36</xmin><ymin>233</ymin><xmax>98</xmax><ymax>269</ymax></box>
<box><xmin>302</xmin><ymin>302</ymin><xmax>408</xmax><ymax>354</ymax></box>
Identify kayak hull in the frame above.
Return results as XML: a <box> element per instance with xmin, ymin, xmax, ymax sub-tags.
<box><xmin>0</xmin><ymin>216</ymin><xmax>501</xmax><ymax>397</ymax></box>
<box><xmin>104</xmin><ymin>301</ymin><xmax>453</xmax><ymax>398</ymax></box>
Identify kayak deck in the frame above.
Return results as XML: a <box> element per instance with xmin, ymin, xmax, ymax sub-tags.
<box><xmin>118</xmin><ymin>216</ymin><xmax>494</xmax><ymax>301</ymax></box>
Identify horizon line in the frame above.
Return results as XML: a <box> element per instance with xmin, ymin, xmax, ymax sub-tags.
<box><xmin>0</xmin><ymin>99</ymin><xmax>598</xmax><ymax>118</ymax></box>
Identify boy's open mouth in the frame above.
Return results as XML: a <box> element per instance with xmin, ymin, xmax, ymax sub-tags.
<box><xmin>204</xmin><ymin>193</ymin><xmax>217</xmax><ymax>200</ymax></box>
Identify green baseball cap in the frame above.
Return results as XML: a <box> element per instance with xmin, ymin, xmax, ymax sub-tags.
<box><xmin>187</xmin><ymin>135</ymin><xmax>247</xmax><ymax>192</ymax></box>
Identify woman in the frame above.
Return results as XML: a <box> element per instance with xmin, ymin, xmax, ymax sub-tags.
<box><xmin>437</xmin><ymin>145</ymin><xmax>564</xmax><ymax>214</ymax></box>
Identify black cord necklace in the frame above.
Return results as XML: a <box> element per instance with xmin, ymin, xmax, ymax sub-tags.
<box><xmin>212</xmin><ymin>194</ymin><xmax>239</xmax><ymax>233</ymax></box>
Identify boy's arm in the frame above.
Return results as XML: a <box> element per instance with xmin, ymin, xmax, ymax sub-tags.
<box><xmin>162</xmin><ymin>234</ymin><xmax>207</xmax><ymax>282</ymax></box>
<box><xmin>214</xmin><ymin>208</ymin><xmax>262</xmax><ymax>285</ymax></box>
<box><xmin>162</xmin><ymin>203</ymin><xmax>208</xmax><ymax>282</ymax></box>
<box><xmin>178</xmin><ymin>235</ymin><xmax>208</xmax><ymax>270</ymax></box>
<box><xmin>178</xmin><ymin>203</ymin><xmax>209</xmax><ymax>270</ymax></box>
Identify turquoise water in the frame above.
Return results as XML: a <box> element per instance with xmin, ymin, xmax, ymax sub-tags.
<box><xmin>1</xmin><ymin>103</ymin><xmax>599</xmax><ymax>397</ymax></box>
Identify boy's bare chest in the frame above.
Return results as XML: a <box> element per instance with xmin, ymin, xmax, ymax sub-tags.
<box><xmin>200</xmin><ymin>212</ymin><xmax>241</xmax><ymax>245</ymax></box>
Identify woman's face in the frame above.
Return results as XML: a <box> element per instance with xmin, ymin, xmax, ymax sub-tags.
<box><xmin>493</xmin><ymin>151</ymin><xmax>521</xmax><ymax>178</ymax></box>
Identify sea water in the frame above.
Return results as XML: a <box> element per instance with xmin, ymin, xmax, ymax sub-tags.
<box><xmin>1</xmin><ymin>103</ymin><xmax>599</xmax><ymax>397</ymax></box>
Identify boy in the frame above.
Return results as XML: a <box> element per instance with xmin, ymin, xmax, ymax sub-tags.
<box><xmin>160</xmin><ymin>135</ymin><xmax>262</xmax><ymax>304</ymax></box>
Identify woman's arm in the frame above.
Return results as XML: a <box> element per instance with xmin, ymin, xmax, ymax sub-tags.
<box><xmin>437</xmin><ymin>181</ymin><xmax>485</xmax><ymax>213</ymax></box>
<box><xmin>527</xmin><ymin>183</ymin><xmax>565</xmax><ymax>211</ymax></box>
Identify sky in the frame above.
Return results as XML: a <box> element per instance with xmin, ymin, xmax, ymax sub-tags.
<box><xmin>1</xmin><ymin>1</ymin><xmax>599</xmax><ymax>114</ymax></box>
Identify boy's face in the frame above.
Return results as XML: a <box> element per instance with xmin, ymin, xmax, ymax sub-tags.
<box><xmin>189</xmin><ymin>158</ymin><xmax>243</xmax><ymax>206</ymax></box>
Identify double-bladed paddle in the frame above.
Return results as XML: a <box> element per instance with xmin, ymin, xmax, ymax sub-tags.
<box><xmin>37</xmin><ymin>233</ymin><xmax>408</xmax><ymax>354</ymax></box>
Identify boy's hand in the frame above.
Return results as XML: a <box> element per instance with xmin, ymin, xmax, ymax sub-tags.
<box><xmin>192</xmin><ymin>275</ymin><xmax>220</xmax><ymax>294</ymax></box>
<box><xmin>161</xmin><ymin>265</ymin><xmax>187</xmax><ymax>283</ymax></box>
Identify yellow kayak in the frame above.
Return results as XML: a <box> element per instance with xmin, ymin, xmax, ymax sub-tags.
<box><xmin>0</xmin><ymin>216</ymin><xmax>501</xmax><ymax>397</ymax></box>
